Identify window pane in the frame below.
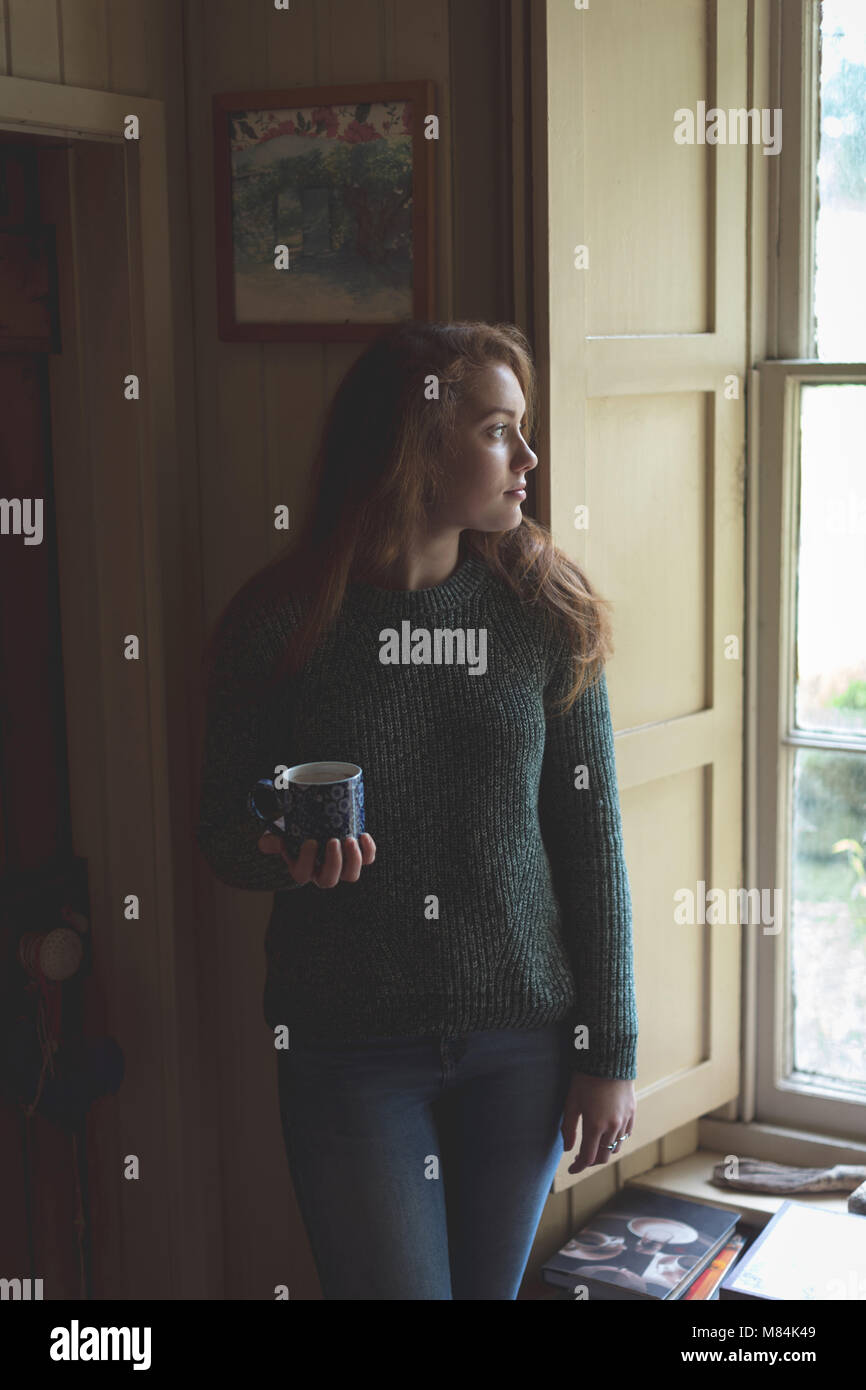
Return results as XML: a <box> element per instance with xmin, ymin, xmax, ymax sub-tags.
<box><xmin>795</xmin><ymin>384</ymin><xmax>866</xmax><ymax>735</ymax></box>
<box><xmin>790</xmin><ymin>748</ymin><xmax>866</xmax><ymax>1087</ymax></box>
<box><xmin>815</xmin><ymin>0</ymin><xmax>866</xmax><ymax>359</ymax></box>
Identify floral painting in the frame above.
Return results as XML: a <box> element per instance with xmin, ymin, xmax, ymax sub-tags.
<box><xmin>227</xmin><ymin>99</ymin><xmax>417</xmax><ymax>326</ymax></box>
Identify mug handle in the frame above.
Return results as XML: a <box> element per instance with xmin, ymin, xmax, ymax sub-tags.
<box><xmin>248</xmin><ymin>777</ymin><xmax>290</xmax><ymax>839</ymax></box>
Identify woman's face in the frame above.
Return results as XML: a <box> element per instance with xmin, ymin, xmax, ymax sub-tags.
<box><xmin>434</xmin><ymin>363</ymin><xmax>538</xmax><ymax>532</ymax></box>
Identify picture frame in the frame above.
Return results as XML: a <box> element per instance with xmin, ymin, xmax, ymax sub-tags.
<box><xmin>212</xmin><ymin>80</ymin><xmax>436</xmax><ymax>342</ymax></box>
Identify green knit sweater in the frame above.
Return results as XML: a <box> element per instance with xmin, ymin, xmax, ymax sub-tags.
<box><xmin>195</xmin><ymin>548</ymin><xmax>638</xmax><ymax>1079</ymax></box>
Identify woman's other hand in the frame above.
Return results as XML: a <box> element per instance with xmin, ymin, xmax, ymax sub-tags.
<box><xmin>561</xmin><ymin>1073</ymin><xmax>636</xmax><ymax>1173</ymax></box>
<box><xmin>257</xmin><ymin>832</ymin><xmax>377</xmax><ymax>888</ymax></box>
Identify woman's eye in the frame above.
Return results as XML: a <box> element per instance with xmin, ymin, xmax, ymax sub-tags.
<box><xmin>489</xmin><ymin>421</ymin><xmax>528</xmax><ymax>440</ymax></box>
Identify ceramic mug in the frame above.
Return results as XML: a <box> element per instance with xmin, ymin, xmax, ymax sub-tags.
<box><xmin>249</xmin><ymin>761</ymin><xmax>365</xmax><ymax>870</ymax></box>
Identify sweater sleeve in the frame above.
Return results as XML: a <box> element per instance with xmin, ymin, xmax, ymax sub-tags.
<box><xmin>195</xmin><ymin>601</ymin><xmax>303</xmax><ymax>893</ymax></box>
<box><xmin>538</xmin><ymin>635</ymin><xmax>638</xmax><ymax>1080</ymax></box>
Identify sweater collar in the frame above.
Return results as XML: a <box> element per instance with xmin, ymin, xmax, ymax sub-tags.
<box><xmin>344</xmin><ymin>549</ymin><xmax>489</xmax><ymax>619</ymax></box>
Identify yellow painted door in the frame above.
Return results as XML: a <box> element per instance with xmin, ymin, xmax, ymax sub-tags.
<box><xmin>531</xmin><ymin>0</ymin><xmax>748</xmax><ymax>1192</ymax></box>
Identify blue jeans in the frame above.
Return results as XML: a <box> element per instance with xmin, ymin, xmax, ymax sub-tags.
<box><xmin>275</xmin><ymin>1020</ymin><xmax>573</xmax><ymax>1299</ymax></box>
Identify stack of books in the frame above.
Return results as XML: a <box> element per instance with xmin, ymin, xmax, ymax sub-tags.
<box><xmin>541</xmin><ymin>1188</ymin><xmax>745</xmax><ymax>1300</ymax></box>
<box><xmin>542</xmin><ymin>1188</ymin><xmax>866</xmax><ymax>1300</ymax></box>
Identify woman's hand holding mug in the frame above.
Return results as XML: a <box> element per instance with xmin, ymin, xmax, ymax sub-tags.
<box><xmin>250</xmin><ymin>761</ymin><xmax>369</xmax><ymax>888</ymax></box>
<box><xmin>258</xmin><ymin>831</ymin><xmax>376</xmax><ymax>888</ymax></box>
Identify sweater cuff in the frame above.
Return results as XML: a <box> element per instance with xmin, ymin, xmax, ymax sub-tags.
<box><xmin>195</xmin><ymin>812</ymin><xmax>304</xmax><ymax>893</ymax></box>
<box><xmin>564</xmin><ymin>1022</ymin><xmax>638</xmax><ymax>1081</ymax></box>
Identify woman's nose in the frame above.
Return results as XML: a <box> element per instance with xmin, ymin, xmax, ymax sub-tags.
<box><xmin>518</xmin><ymin>441</ymin><xmax>538</xmax><ymax>469</ymax></box>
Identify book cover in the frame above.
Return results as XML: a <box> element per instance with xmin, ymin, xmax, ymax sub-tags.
<box><xmin>542</xmin><ymin>1186</ymin><xmax>741</xmax><ymax>1300</ymax></box>
<box><xmin>719</xmin><ymin>1200</ymin><xmax>866</xmax><ymax>1300</ymax></box>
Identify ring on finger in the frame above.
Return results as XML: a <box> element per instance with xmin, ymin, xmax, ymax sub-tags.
<box><xmin>607</xmin><ymin>1132</ymin><xmax>632</xmax><ymax>1151</ymax></box>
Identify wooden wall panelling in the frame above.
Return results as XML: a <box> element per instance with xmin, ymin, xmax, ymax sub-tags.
<box><xmin>6</xmin><ymin>0</ymin><xmax>61</xmax><ymax>81</ymax></box>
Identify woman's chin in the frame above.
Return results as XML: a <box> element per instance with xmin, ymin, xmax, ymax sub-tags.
<box><xmin>465</xmin><ymin>504</ymin><xmax>525</xmax><ymax>534</ymax></box>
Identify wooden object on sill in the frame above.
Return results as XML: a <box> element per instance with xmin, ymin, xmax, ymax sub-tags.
<box><xmin>710</xmin><ymin>1158</ymin><xmax>866</xmax><ymax>1212</ymax></box>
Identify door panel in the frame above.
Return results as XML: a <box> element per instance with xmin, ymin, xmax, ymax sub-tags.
<box><xmin>532</xmin><ymin>0</ymin><xmax>746</xmax><ymax>1192</ymax></box>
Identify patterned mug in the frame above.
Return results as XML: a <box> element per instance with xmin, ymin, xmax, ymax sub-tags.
<box><xmin>249</xmin><ymin>761</ymin><xmax>365</xmax><ymax>871</ymax></box>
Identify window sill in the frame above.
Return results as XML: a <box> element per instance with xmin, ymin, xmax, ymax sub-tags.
<box><xmin>627</xmin><ymin>1143</ymin><xmax>863</xmax><ymax>1228</ymax></box>
<box><xmin>700</xmin><ymin>1116</ymin><xmax>866</xmax><ymax>1170</ymax></box>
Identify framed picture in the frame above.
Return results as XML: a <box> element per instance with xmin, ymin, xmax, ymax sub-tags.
<box><xmin>213</xmin><ymin>80</ymin><xmax>435</xmax><ymax>342</ymax></box>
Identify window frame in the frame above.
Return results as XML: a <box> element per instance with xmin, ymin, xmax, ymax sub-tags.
<box><xmin>750</xmin><ymin>0</ymin><xmax>866</xmax><ymax>1136</ymax></box>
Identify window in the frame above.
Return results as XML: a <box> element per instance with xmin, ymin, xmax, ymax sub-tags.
<box><xmin>753</xmin><ymin>0</ymin><xmax>866</xmax><ymax>1134</ymax></box>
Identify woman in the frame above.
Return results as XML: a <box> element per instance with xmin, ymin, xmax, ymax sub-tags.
<box><xmin>196</xmin><ymin>319</ymin><xmax>638</xmax><ymax>1300</ymax></box>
